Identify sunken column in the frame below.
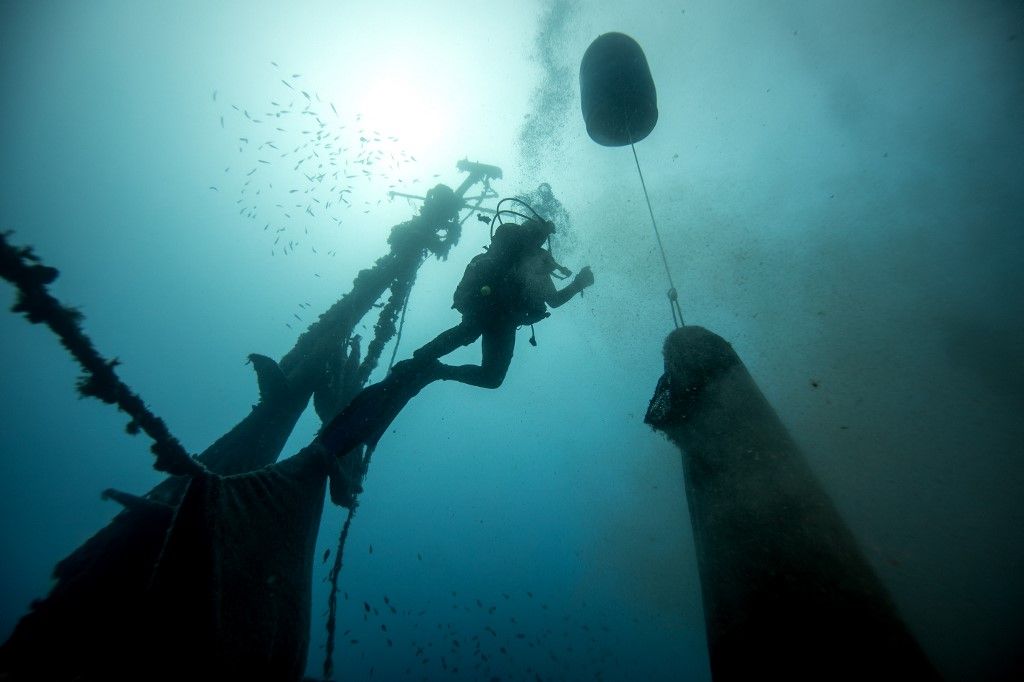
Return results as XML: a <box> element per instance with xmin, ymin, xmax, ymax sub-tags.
<box><xmin>645</xmin><ymin>326</ymin><xmax>940</xmax><ymax>681</ymax></box>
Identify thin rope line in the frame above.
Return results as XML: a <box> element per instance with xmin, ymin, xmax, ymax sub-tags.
<box><xmin>629</xmin><ymin>138</ymin><xmax>684</xmax><ymax>327</ymax></box>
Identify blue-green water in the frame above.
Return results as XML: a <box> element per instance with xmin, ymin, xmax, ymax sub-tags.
<box><xmin>1</xmin><ymin>1</ymin><xmax>1022</xmax><ymax>680</ymax></box>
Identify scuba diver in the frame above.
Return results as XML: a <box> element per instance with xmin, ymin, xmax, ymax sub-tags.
<box><xmin>401</xmin><ymin>197</ymin><xmax>594</xmax><ymax>389</ymax></box>
<box><xmin>318</xmin><ymin>197</ymin><xmax>592</xmax><ymax>458</ymax></box>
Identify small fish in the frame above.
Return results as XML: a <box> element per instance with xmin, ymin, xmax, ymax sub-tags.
<box><xmin>212</xmin><ymin>89</ymin><xmax>217</xmax><ymax>101</ymax></box>
<box><xmin>368</xmin><ymin>544</ymin><xmax>373</xmax><ymax>554</ymax></box>
<box><xmin>271</xmin><ymin>61</ymin><xmax>279</xmax><ymax>67</ymax></box>
<box><xmin>281</xmin><ymin>79</ymin><xmax>294</xmax><ymax>90</ymax></box>
<box><xmin>363</xmin><ymin>602</ymin><xmax>371</xmax><ymax>613</ymax></box>
<box><xmin>322</xmin><ymin>548</ymin><xmax>330</xmax><ymax>563</ymax></box>
<box><xmin>331</xmin><ymin>102</ymin><xmax>337</xmax><ymax>115</ymax></box>
<box><xmin>208</xmin><ymin>186</ymin><xmax>218</xmax><ymax>191</ymax></box>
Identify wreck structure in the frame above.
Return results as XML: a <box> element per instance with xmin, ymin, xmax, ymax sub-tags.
<box><xmin>644</xmin><ymin>327</ymin><xmax>941</xmax><ymax>681</ymax></box>
<box><xmin>0</xmin><ymin>160</ymin><xmax>502</xmax><ymax>680</ymax></box>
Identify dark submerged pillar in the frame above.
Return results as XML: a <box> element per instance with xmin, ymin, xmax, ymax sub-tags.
<box><xmin>645</xmin><ymin>326</ymin><xmax>940</xmax><ymax>681</ymax></box>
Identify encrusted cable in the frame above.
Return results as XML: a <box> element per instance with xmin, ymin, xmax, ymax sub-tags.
<box><xmin>322</xmin><ymin>504</ymin><xmax>356</xmax><ymax>681</ymax></box>
<box><xmin>0</xmin><ymin>231</ymin><xmax>205</xmax><ymax>477</ymax></box>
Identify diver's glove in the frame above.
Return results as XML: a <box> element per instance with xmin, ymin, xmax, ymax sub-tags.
<box><xmin>574</xmin><ymin>266</ymin><xmax>595</xmax><ymax>291</ymax></box>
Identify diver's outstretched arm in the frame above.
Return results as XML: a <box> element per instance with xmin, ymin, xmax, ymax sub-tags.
<box><xmin>547</xmin><ymin>266</ymin><xmax>594</xmax><ymax>308</ymax></box>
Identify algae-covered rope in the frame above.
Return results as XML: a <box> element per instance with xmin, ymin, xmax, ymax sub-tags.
<box><xmin>387</xmin><ymin>283</ymin><xmax>413</xmax><ymax>372</ymax></box>
<box><xmin>628</xmin><ymin>131</ymin><xmax>684</xmax><ymax>328</ymax></box>
<box><xmin>321</xmin><ymin>441</ymin><xmax>378</xmax><ymax>679</ymax></box>
<box><xmin>322</xmin><ymin>504</ymin><xmax>357</xmax><ymax>681</ymax></box>
<box><xmin>356</xmin><ymin>266</ymin><xmax>418</xmax><ymax>385</ymax></box>
<box><xmin>0</xmin><ymin>231</ymin><xmax>205</xmax><ymax>477</ymax></box>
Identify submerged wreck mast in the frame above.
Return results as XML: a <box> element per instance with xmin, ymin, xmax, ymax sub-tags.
<box><xmin>0</xmin><ymin>159</ymin><xmax>502</xmax><ymax>680</ymax></box>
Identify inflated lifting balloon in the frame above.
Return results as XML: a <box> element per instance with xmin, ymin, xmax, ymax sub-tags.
<box><xmin>580</xmin><ymin>32</ymin><xmax>658</xmax><ymax>147</ymax></box>
<box><xmin>580</xmin><ymin>32</ymin><xmax>682</xmax><ymax>327</ymax></box>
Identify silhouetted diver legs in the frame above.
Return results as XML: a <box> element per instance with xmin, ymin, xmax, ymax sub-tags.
<box><xmin>413</xmin><ymin>316</ymin><xmax>516</xmax><ymax>389</ymax></box>
<box><xmin>319</xmin><ymin>316</ymin><xmax>519</xmax><ymax>456</ymax></box>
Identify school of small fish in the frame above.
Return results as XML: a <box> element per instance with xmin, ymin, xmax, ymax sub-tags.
<box><xmin>210</xmin><ymin>62</ymin><xmax>430</xmax><ymax>332</ymax></box>
<box><xmin>325</xmin><ymin>546</ymin><xmax>627</xmax><ymax>681</ymax></box>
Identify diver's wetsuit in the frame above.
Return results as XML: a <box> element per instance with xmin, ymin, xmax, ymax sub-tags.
<box><xmin>413</xmin><ymin>312</ymin><xmax>517</xmax><ymax>389</ymax></box>
<box><xmin>409</xmin><ymin>221</ymin><xmax>592</xmax><ymax>390</ymax></box>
